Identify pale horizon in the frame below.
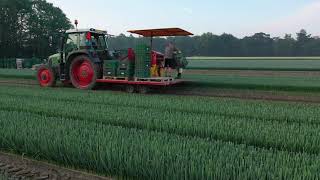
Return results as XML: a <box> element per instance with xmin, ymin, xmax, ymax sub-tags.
<box><xmin>47</xmin><ymin>0</ymin><xmax>320</xmax><ymax>38</ymax></box>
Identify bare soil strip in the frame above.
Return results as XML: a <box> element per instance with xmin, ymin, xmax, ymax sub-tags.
<box><xmin>0</xmin><ymin>152</ymin><xmax>112</xmax><ymax>180</ymax></box>
<box><xmin>185</xmin><ymin>69</ymin><xmax>320</xmax><ymax>77</ymax></box>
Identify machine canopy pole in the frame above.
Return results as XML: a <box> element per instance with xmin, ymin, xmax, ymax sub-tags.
<box><xmin>150</xmin><ymin>32</ymin><xmax>153</xmax><ymax>50</ymax></box>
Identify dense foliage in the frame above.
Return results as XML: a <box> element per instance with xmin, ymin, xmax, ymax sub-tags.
<box><xmin>0</xmin><ymin>0</ymin><xmax>72</xmax><ymax>58</ymax></box>
<box><xmin>109</xmin><ymin>30</ymin><xmax>320</xmax><ymax>57</ymax></box>
<box><xmin>1</xmin><ymin>86</ymin><xmax>320</xmax><ymax>179</ymax></box>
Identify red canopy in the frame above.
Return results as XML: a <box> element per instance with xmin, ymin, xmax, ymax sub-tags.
<box><xmin>128</xmin><ymin>28</ymin><xmax>193</xmax><ymax>37</ymax></box>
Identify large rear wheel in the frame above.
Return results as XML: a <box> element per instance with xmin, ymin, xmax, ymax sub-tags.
<box><xmin>69</xmin><ymin>56</ymin><xmax>98</xmax><ymax>90</ymax></box>
<box><xmin>37</xmin><ymin>65</ymin><xmax>56</xmax><ymax>87</ymax></box>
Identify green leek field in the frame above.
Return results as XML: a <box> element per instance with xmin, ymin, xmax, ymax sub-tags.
<box><xmin>1</xmin><ymin>85</ymin><xmax>320</xmax><ymax>179</ymax></box>
<box><xmin>187</xmin><ymin>57</ymin><xmax>320</xmax><ymax>71</ymax></box>
<box><xmin>1</xmin><ymin>57</ymin><xmax>320</xmax><ymax>178</ymax></box>
<box><xmin>0</xmin><ymin>69</ymin><xmax>35</xmax><ymax>79</ymax></box>
<box><xmin>2</xmin><ymin>68</ymin><xmax>320</xmax><ymax>92</ymax></box>
<box><xmin>184</xmin><ymin>74</ymin><xmax>320</xmax><ymax>91</ymax></box>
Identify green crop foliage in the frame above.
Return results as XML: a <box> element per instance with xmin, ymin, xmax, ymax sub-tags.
<box><xmin>187</xmin><ymin>58</ymin><xmax>320</xmax><ymax>71</ymax></box>
<box><xmin>0</xmin><ymin>69</ymin><xmax>35</xmax><ymax>79</ymax></box>
<box><xmin>183</xmin><ymin>74</ymin><xmax>320</xmax><ymax>92</ymax></box>
<box><xmin>1</xmin><ymin>110</ymin><xmax>320</xmax><ymax>179</ymax></box>
<box><xmin>0</xmin><ymin>174</ymin><xmax>9</xmax><ymax>180</ymax></box>
<box><xmin>1</xmin><ymin>85</ymin><xmax>320</xmax><ymax>179</ymax></box>
<box><xmin>187</xmin><ymin>57</ymin><xmax>320</xmax><ymax>60</ymax></box>
<box><xmin>1</xmin><ymin>89</ymin><xmax>320</xmax><ymax>154</ymax></box>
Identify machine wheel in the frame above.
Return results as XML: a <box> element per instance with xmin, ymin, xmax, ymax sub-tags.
<box><xmin>37</xmin><ymin>65</ymin><xmax>56</xmax><ymax>87</ymax></box>
<box><xmin>137</xmin><ymin>85</ymin><xmax>150</xmax><ymax>94</ymax></box>
<box><xmin>125</xmin><ymin>85</ymin><xmax>136</xmax><ymax>93</ymax></box>
<box><xmin>69</xmin><ymin>55</ymin><xmax>98</xmax><ymax>90</ymax></box>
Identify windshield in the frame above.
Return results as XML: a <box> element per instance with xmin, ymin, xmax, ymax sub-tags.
<box><xmin>91</xmin><ymin>34</ymin><xmax>108</xmax><ymax>50</ymax></box>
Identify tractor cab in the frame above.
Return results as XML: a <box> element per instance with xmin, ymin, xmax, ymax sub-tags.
<box><xmin>62</xmin><ymin>28</ymin><xmax>112</xmax><ymax>63</ymax></box>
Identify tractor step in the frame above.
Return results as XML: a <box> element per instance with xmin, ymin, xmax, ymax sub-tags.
<box><xmin>103</xmin><ymin>76</ymin><xmax>129</xmax><ymax>81</ymax></box>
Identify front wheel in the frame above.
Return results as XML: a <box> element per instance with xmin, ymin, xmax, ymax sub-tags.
<box><xmin>69</xmin><ymin>55</ymin><xmax>98</xmax><ymax>90</ymax></box>
<box><xmin>37</xmin><ymin>65</ymin><xmax>56</xmax><ymax>87</ymax></box>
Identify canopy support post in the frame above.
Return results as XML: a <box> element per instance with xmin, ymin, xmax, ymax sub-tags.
<box><xmin>150</xmin><ymin>32</ymin><xmax>153</xmax><ymax>50</ymax></box>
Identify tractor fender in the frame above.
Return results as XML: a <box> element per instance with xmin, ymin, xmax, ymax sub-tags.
<box><xmin>66</xmin><ymin>50</ymin><xmax>89</xmax><ymax>65</ymax></box>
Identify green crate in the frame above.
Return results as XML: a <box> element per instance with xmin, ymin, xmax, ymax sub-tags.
<box><xmin>104</xmin><ymin>68</ymin><xmax>117</xmax><ymax>77</ymax></box>
<box><xmin>135</xmin><ymin>44</ymin><xmax>150</xmax><ymax>50</ymax></box>
<box><xmin>103</xmin><ymin>60</ymin><xmax>119</xmax><ymax>77</ymax></box>
<box><xmin>135</xmin><ymin>64</ymin><xmax>151</xmax><ymax>78</ymax></box>
<box><xmin>104</xmin><ymin>60</ymin><xmax>119</xmax><ymax>69</ymax></box>
<box><xmin>135</xmin><ymin>71</ymin><xmax>150</xmax><ymax>78</ymax></box>
<box><xmin>118</xmin><ymin>60</ymin><xmax>135</xmax><ymax>78</ymax></box>
<box><xmin>119</xmin><ymin>61</ymin><xmax>134</xmax><ymax>69</ymax></box>
<box><xmin>135</xmin><ymin>44</ymin><xmax>151</xmax><ymax>57</ymax></box>
<box><xmin>117</xmin><ymin>70</ymin><xmax>129</xmax><ymax>77</ymax></box>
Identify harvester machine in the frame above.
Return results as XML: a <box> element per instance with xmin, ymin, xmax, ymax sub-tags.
<box><xmin>37</xmin><ymin>26</ymin><xmax>193</xmax><ymax>93</ymax></box>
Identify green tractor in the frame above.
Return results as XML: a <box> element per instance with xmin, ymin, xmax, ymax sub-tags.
<box><xmin>37</xmin><ymin>28</ymin><xmax>111</xmax><ymax>89</ymax></box>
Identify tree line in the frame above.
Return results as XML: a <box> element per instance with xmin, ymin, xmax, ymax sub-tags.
<box><xmin>109</xmin><ymin>30</ymin><xmax>320</xmax><ymax>57</ymax></box>
<box><xmin>0</xmin><ymin>0</ymin><xmax>72</xmax><ymax>59</ymax></box>
<box><xmin>1</xmin><ymin>0</ymin><xmax>320</xmax><ymax>58</ymax></box>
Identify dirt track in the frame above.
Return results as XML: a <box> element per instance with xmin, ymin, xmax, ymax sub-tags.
<box><xmin>0</xmin><ymin>152</ymin><xmax>112</xmax><ymax>180</ymax></box>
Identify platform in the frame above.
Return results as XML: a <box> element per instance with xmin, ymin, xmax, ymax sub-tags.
<box><xmin>96</xmin><ymin>77</ymin><xmax>183</xmax><ymax>86</ymax></box>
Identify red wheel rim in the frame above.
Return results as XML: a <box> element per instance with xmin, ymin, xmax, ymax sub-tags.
<box><xmin>37</xmin><ymin>68</ymin><xmax>52</xmax><ymax>86</ymax></box>
<box><xmin>71</xmin><ymin>59</ymin><xmax>94</xmax><ymax>88</ymax></box>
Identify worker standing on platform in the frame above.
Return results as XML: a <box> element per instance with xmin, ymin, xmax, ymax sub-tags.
<box><xmin>165</xmin><ymin>42</ymin><xmax>181</xmax><ymax>78</ymax></box>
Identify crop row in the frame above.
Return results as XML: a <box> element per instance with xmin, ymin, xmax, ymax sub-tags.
<box><xmin>1</xmin><ymin>89</ymin><xmax>320</xmax><ymax>154</ymax></box>
<box><xmin>1</xmin><ymin>68</ymin><xmax>320</xmax><ymax>92</ymax></box>
<box><xmin>0</xmin><ymin>69</ymin><xmax>35</xmax><ymax>79</ymax></box>
<box><xmin>187</xmin><ymin>59</ymin><xmax>320</xmax><ymax>71</ymax></box>
<box><xmin>187</xmin><ymin>57</ymin><xmax>320</xmax><ymax>60</ymax></box>
<box><xmin>1</xmin><ymin>85</ymin><xmax>319</xmax><ymax>125</ymax></box>
<box><xmin>183</xmin><ymin>74</ymin><xmax>320</xmax><ymax>92</ymax></box>
<box><xmin>1</xmin><ymin>110</ymin><xmax>320</xmax><ymax>179</ymax></box>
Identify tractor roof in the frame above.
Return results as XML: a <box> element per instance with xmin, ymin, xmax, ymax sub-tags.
<box><xmin>127</xmin><ymin>28</ymin><xmax>193</xmax><ymax>37</ymax></box>
<box><xmin>66</xmin><ymin>28</ymin><xmax>108</xmax><ymax>34</ymax></box>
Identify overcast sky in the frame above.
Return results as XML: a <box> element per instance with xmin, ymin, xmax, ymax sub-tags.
<box><xmin>47</xmin><ymin>0</ymin><xmax>320</xmax><ymax>38</ymax></box>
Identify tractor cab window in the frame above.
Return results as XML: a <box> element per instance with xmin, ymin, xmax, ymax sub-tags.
<box><xmin>91</xmin><ymin>34</ymin><xmax>107</xmax><ymax>50</ymax></box>
<box><xmin>65</xmin><ymin>33</ymin><xmax>79</xmax><ymax>52</ymax></box>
